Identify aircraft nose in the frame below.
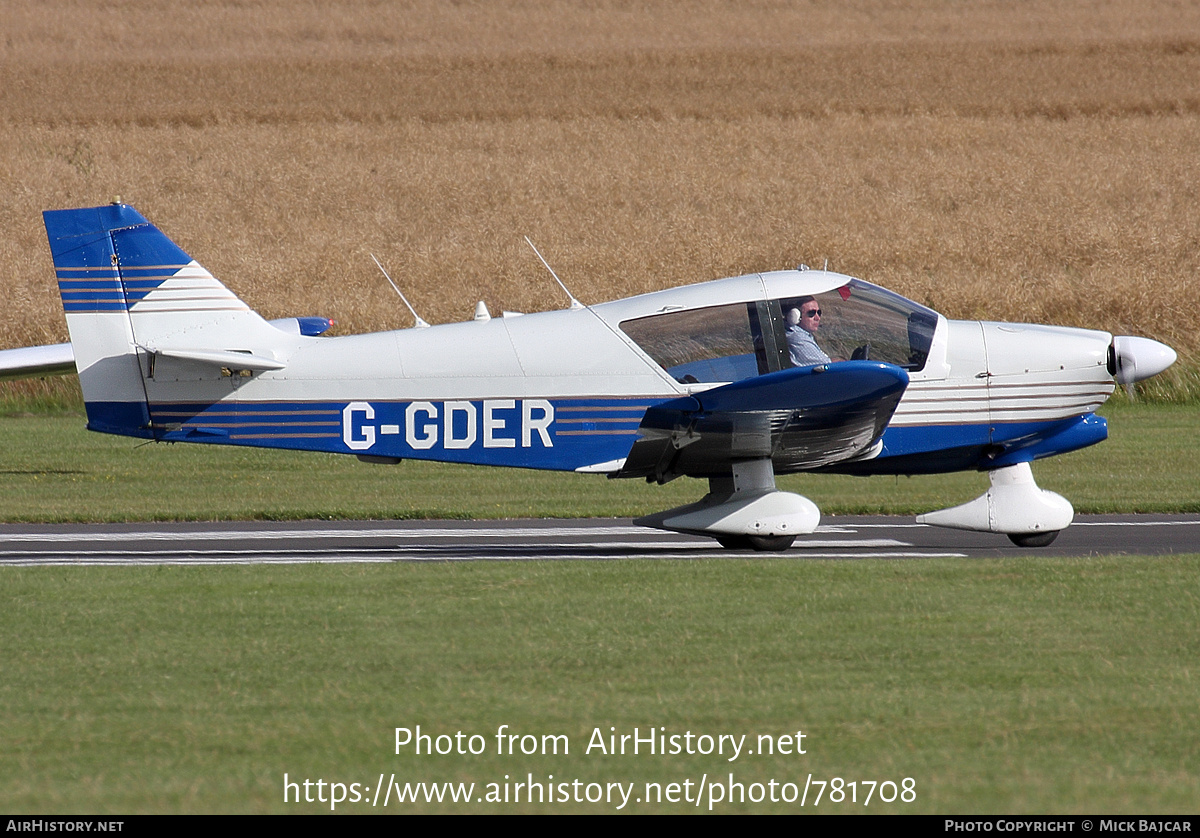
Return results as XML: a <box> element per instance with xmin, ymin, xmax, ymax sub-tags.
<box><xmin>1110</xmin><ymin>335</ymin><xmax>1177</xmax><ymax>385</ymax></box>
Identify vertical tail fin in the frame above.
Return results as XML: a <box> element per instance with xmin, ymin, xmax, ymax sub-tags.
<box><xmin>44</xmin><ymin>202</ymin><xmax>284</xmax><ymax>437</ymax></box>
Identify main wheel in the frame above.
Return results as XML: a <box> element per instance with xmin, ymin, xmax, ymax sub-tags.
<box><xmin>747</xmin><ymin>534</ymin><xmax>796</xmax><ymax>552</ymax></box>
<box><xmin>1008</xmin><ymin>530</ymin><xmax>1060</xmax><ymax>548</ymax></box>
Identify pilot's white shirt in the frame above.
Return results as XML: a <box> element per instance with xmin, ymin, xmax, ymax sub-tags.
<box><xmin>786</xmin><ymin>325</ymin><xmax>831</xmax><ymax>366</ymax></box>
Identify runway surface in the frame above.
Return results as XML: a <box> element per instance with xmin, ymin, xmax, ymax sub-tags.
<box><xmin>1</xmin><ymin>514</ymin><xmax>1198</xmax><ymax>566</ymax></box>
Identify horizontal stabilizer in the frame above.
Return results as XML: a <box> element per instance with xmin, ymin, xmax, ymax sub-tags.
<box><xmin>144</xmin><ymin>345</ymin><xmax>286</xmax><ymax>371</ymax></box>
<box><xmin>0</xmin><ymin>315</ymin><xmax>329</xmax><ymax>384</ymax></box>
<box><xmin>620</xmin><ymin>361</ymin><xmax>909</xmax><ymax>481</ymax></box>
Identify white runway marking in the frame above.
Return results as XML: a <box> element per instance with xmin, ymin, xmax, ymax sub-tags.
<box><xmin>0</xmin><ymin>550</ymin><xmax>964</xmax><ymax>567</ymax></box>
<box><xmin>0</xmin><ymin>521</ymin><xmax>942</xmax><ymax>566</ymax></box>
<box><xmin>841</xmin><ymin>519</ymin><xmax>1200</xmax><ymax>528</ymax></box>
<box><xmin>0</xmin><ymin>526</ymin><xmax>652</xmax><ymax>543</ymax></box>
<box><xmin>0</xmin><ymin>522</ymin><xmax>932</xmax><ymax>543</ymax></box>
<box><xmin>1068</xmin><ymin>520</ymin><xmax>1200</xmax><ymax>527</ymax></box>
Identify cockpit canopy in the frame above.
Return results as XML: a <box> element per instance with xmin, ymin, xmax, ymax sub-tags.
<box><xmin>619</xmin><ymin>278</ymin><xmax>938</xmax><ymax>384</ymax></box>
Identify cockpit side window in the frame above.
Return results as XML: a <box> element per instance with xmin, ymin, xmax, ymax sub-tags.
<box><xmin>620</xmin><ymin>303</ymin><xmax>763</xmax><ymax>384</ymax></box>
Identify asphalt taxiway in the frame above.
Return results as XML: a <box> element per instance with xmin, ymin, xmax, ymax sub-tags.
<box><xmin>0</xmin><ymin>515</ymin><xmax>1197</xmax><ymax>566</ymax></box>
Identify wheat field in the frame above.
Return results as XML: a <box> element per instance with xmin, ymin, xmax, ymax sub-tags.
<box><xmin>2</xmin><ymin>1</ymin><xmax>1197</xmax><ymax>385</ymax></box>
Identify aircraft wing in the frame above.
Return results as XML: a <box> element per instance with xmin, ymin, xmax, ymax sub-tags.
<box><xmin>0</xmin><ymin>343</ymin><xmax>76</xmax><ymax>381</ymax></box>
<box><xmin>618</xmin><ymin>361</ymin><xmax>909</xmax><ymax>482</ymax></box>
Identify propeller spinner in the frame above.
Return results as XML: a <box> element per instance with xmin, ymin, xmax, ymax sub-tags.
<box><xmin>1110</xmin><ymin>335</ymin><xmax>1177</xmax><ymax>392</ymax></box>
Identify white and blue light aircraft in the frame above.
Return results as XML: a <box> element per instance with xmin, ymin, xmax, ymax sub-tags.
<box><xmin>5</xmin><ymin>202</ymin><xmax>1177</xmax><ymax>550</ymax></box>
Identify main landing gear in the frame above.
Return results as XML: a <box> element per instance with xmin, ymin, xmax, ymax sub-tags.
<box><xmin>637</xmin><ymin>460</ymin><xmax>1071</xmax><ymax>551</ymax></box>
<box><xmin>635</xmin><ymin>459</ymin><xmax>818</xmax><ymax>552</ymax></box>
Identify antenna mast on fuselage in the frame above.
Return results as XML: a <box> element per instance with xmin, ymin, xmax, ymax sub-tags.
<box><xmin>522</xmin><ymin>236</ymin><xmax>683</xmax><ymax>389</ymax></box>
<box><xmin>370</xmin><ymin>253</ymin><xmax>430</xmax><ymax>328</ymax></box>
<box><xmin>524</xmin><ymin>237</ymin><xmax>584</xmax><ymax>310</ymax></box>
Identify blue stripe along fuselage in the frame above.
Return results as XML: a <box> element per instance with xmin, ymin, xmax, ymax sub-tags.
<box><xmin>83</xmin><ymin>398</ymin><xmax>1108</xmax><ymax>475</ymax></box>
<box><xmin>133</xmin><ymin>397</ymin><xmax>654</xmax><ymax>471</ymax></box>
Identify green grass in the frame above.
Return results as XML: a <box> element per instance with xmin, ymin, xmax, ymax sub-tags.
<box><xmin>0</xmin><ymin>402</ymin><xmax>1194</xmax><ymax>522</ymax></box>
<box><xmin>3</xmin><ymin>557</ymin><xmax>1198</xmax><ymax>813</ymax></box>
<box><xmin>0</xmin><ymin>377</ymin><xmax>84</xmax><ymax>417</ymax></box>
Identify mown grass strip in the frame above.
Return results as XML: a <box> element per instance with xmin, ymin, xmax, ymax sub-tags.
<box><xmin>3</xmin><ymin>556</ymin><xmax>1197</xmax><ymax>813</ymax></box>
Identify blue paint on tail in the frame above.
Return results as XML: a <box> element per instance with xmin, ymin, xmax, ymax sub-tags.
<box><xmin>44</xmin><ymin>204</ymin><xmax>194</xmax><ymax>313</ymax></box>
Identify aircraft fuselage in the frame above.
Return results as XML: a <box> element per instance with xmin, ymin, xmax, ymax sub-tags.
<box><xmin>88</xmin><ymin>269</ymin><xmax>1116</xmax><ymax>478</ymax></box>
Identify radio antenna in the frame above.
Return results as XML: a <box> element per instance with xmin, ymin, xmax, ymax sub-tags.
<box><xmin>525</xmin><ymin>237</ymin><xmax>584</xmax><ymax>310</ymax></box>
<box><xmin>522</xmin><ymin>239</ymin><xmax>679</xmax><ymax>389</ymax></box>
<box><xmin>370</xmin><ymin>253</ymin><xmax>430</xmax><ymax>328</ymax></box>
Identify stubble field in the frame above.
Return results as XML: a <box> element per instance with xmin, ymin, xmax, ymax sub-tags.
<box><xmin>1</xmin><ymin>1</ymin><xmax>1197</xmax><ymax>401</ymax></box>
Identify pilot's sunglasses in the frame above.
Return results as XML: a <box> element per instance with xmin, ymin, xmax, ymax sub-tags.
<box><xmin>804</xmin><ymin>309</ymin><xmax>821</xmax><ymax>317</ymax></box>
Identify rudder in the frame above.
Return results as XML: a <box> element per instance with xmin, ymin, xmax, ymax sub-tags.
<box><xmin>45</xmin><ymin>203</ymin><xmax>152</xmax><ymax>436</ymax></box>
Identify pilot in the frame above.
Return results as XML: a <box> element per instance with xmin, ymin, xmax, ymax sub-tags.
<box><xmin>785</xmin><ymin>296</ymin><xmax>831</xmax><ymax>366</ymax></box>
